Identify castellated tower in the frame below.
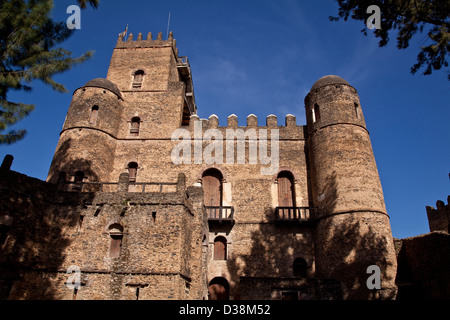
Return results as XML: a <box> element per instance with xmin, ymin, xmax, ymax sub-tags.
<box><xmin>47</xmin><ymin>31</ymin><xmax>196</xmax><ymax>185</ymax></box>
<box><xmin>305</xmin><ymin>75</ymin><xmax>397</xmax><ymax>299</ymax></box>
<box><xmin>8</xmin><ymin>31</ymin><xmax>399</xmax><ymax>300</ymax></box>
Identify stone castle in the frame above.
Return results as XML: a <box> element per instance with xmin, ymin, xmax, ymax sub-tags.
<box><xmin>1</xmin><ymin>31</ymin><xmax>447</xmax><ymax>300</ymax></box>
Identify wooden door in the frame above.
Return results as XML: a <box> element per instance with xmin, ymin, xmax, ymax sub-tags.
<box><xmin>202</xmin><ymin>174</ymin><xmax>222</xmax><ymax>207</ymax></box>
<box><xmin>278</xmin><ymin>173</ymin><xmax>294</xmax><ymax>207</ymax></box>
<box><xmin>214</xmin><ymin>237</ymin><xmax>227</xmax><ymax>260</ymax></box>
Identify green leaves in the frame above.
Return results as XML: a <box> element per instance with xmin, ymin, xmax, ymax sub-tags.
<box><xmin>0</xmin><ymin>0</ymin><xmax>98</xmax><ymax>144</ymax></box>
<box><xmin>330</xmin><ymin>0</ymin><xmax>450</xmax><ymax>80</ymax></box>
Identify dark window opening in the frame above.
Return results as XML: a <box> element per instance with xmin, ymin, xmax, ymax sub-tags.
<box><xmin>132</xmin><ymin>70</ymin><xmax>144</xmax><ymax>89</ymax></box>
<box><xmin>128</xmin><ymin>162</ymin><xmax>138</xmax><ymax>182</ymax></box>
<box><xmin>354</xmin><ymin>103</ymin><xmax>360</xmax><ymax>119</ymax></box>
<box><xmin>293</xmin><ymin>257</ymin><xmax>307</xmax><ymax>278</ymax></box>
<box><xmin>89</xmin><ymin>105</ymin><xmax>99</xmax><ymax>124</ymax></box>
<box><xmin>72</xmin><ymin>171</ymin><xmax>84</xmax><ymax>191</ymax></box>
<box><xmin>313</xmin><ymin>103</ymin><xmax>320</xmax><ymax>123</ymax></box>
<box><xmin>130</xmin><ymin>117</ymin><xmax>140</xmax><ymax>136</ymax></box>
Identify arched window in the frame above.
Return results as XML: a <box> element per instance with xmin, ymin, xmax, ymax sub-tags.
<box><xmin>130</xmin><ymin>117</ymin><xmax>140</xmax><ymax>136</ymax></box>
<box><xmin>202</xmin><ymin>169</ymin><xmax>223</xmax><ymax>207</ymax></box>
<box><xmin>213</xmin><ymin>236</ymin><xmax>227</xmax><ymax>260</ymax></box>
<box><xmin>128</xmin><ymin>162</ymin><xmax>138</xmax><ymax>182</ymax></box>
<box><xmin>89</xmin><ymin>105</ymin><xmax>99</xmax><ymax>124</ymax></box>
<box><xmin>132</xmin><ymin>70</ymin><xmax>144</xmax><ymax>89</ymax></box>
<box><xmin>293</xmin><ymin>257</ymin><xmax>307</xmax><ymax>278</ymax></box>
<box><xmin>313</xmin><ymin>103</ymin><xmax>320</xmax><ymax>123</ymax></box>
<box><xmin>108</xmin><ymin>224</ymin><xmax>123</xmax><ymax>258</ymax></box>
<box><xmin>73</xmin><ymin>171</ymin><xmax>84</xmax><ymax>191</ymax></box>
<box><xmin>277</xmin><ymin>171</ymin><xmax>295</xmax><ymax>207</ymax></box>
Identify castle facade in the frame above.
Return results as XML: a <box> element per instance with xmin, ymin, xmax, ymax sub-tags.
<box><xmin>0</xmin><ymin>32</ymin><xmax>399</xmax><ymax>300</ymax></box>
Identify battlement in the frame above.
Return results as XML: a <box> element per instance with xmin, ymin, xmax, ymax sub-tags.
<box><xmin>115</xmin><ymin>31</ymin><xmax>179</xmax><ymax>55</ymax></box>
<box><xmin>426</xmin><ymin>196</ymin><xmax>450</xmax><ymax>233</ymax></box>
<box><xmin>187</xmin><ymin>113</ymin><xmax>305</xmax><ymax>140</ymax></box>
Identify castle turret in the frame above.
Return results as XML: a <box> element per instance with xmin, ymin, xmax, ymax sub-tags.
<box><xmin>47</xmin><ymin>78</ymin><xmax>123</xmax><ymax>186</ymax></box>
<box><xmin>47</xmin><ymin>31</ymin><xmax>197</xmax><ymax>185</ymax></box>
<box><xmin>305</xmin><ymin>75</ymin><xmax>397</xmax><ymax>299</ymax></box>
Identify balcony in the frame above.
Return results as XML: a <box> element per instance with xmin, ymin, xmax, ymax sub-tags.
<box><xmin>275</xmin><ymin>207</ymin><xmax>317</xmax><ymax>223</ymax></box>
<box><xmin>206</xmin><ymin>206</ymin><xmax>234</xmax><ymax>224</ymax></box>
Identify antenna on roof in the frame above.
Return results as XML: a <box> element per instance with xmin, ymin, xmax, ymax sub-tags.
<box><xmin>166</xmin><ymin>12</ymin><xmax>171</xmax><ymax>39</ymax></box>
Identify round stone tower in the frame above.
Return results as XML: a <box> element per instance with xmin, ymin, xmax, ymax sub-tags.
<box><xmin>305</xmin><ymin>75</ymin><xmax>397</xmax><ymax>299</ymax></box>
<box><xmin>47</xmin><ymin>78</ymin><xmax>123</xmax><ymax>186</ymax></box>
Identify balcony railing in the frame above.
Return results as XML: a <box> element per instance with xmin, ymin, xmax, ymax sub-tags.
<box><xmin>206</xmin><ymin>206</ymin><xmax>234</xmax><ymax>223</ymax></box>
<box><xmin>275</xmin><ymin>207</ymin><xmax>317</xmax><ymax>223</ymax></box>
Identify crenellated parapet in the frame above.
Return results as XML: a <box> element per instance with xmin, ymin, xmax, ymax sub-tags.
<box><xmin>187</xmin><ymin>113</ymin><xmax>305</xmax><ymax>140</ymax></box>
<box><xmin>115</xmin><ymin>30</ymin><xmax>179</xmax><ymax>56</ymax></box>
<box><xmin>426</xmin><ymin>195</ymin><xmax>450</xmax><ymax>233</ymax></box>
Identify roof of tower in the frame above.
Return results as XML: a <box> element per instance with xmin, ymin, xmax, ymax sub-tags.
<box><xmin>82</xmin><ymin>78</ymin><xmax>122</xmax><ymax>98</ymax></box>
<box><xmin>310</xmin><ymin>75</ymin><xmax>350</xmax><ymax>91</ymax></box>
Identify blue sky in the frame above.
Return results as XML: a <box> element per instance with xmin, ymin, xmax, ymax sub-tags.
<box><xmin>1</xmin><ymin>0</ymin><xmax>449</xmax><ymax>239</ymax></box>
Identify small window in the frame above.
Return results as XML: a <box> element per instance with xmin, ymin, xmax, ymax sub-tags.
<box><xmin>128</xmin><ymin>162</ymin><xmax>138</xmax><ymax>182</ymax></box>
<box><xmin>132</xmin><ymin>70</ymin><xmax>144</xmax><ymax>89</ymax></box>
<box><xmin>354</xmin><ymin>103</ymin><xmax>360</xmax><ymax>119</ymax></box>
<box><xmin>72</xmin><ymin>171</ymin><xmax>84</xmax><ymax>191</ymax></box>
<box><xmin>293</xmin><ymin>257</ymin><xmax>307</xmax><ymax>278</ymax></box>
<box><xmin>312</xmin><ymin>104</ymin><xmax>320</xmax><ymax>123</ymax></box>
<box><xmin>109</xmin><ymin>224</ymin><xmax>123</xmax><ymax>258</ymax></box>
<box><xmin>130</xmin><ymin>117</ymin><xmax>140</xmax><ymax>136</ymax></box>
<box><xmin>213</xmin><ymin>236</ymin><xmax>227</xmax><ymax>260</ymax></box>
<box><xmin>89</xmin><ymin>105</ymin><xmax>99</xmax><ymax>124</ymax></box>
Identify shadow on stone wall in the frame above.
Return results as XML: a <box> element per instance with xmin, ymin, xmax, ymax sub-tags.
<box><xmin>223</xmin><ymin>170</ymin><xmax>396</xmax><ymax>300</ymax></box>
<box><xmin>0</xmin><ymin>153</ymin><xmax>95</xmax><ymax>299</ymax></box>
<box><xmin>224</xmin><ymin>207</ymin><xmax>342</xmax><ymax>300</ymax></box>
<box><xmin>47</xmin><ymin>138</ymin><xmax>100</xmax><ymax>185</ymax></box>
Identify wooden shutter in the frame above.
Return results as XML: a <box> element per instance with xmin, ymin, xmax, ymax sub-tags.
<box><xmin>278</xmin><ymin>174</ymin><xmax>293</xmax><ymax>207</ymax></box>
<box><xmin>202</xmin><ymin>174</ymin><xmax>221</xmax><ymax>207</ymax></box>
<box><xmin>214</xmin><ymin>237</ymin><xmax>226</xmax><ymax>260</ymax></box>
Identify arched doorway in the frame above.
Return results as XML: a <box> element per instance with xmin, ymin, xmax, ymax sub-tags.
<box><xmin>202</xmin><ymin>168</ymin><xmax>223</xmax><ymax>207</ymax></box>
<box><xmin>208</xmin><ymin>277</ymin><xmax>229</xmax><ymax>300</ymax></box>
<box><xmin>277</xmin><ymin>171</ymin><xmax>295</xmax><ymax>207</ymax></box>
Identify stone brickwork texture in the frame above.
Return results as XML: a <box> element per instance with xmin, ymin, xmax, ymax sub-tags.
<box><xmin>0</xmin><ymin>32</ymin><xmax>402</xmax><ymax>300</ymax></box>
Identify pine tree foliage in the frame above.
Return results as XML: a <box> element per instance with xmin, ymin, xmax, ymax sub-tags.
<box><xmin>0</xmin><ymin>0</ymin><xmax>99</xmax><ymax>144</ymax></box>
<box><xmin>330</xmin><ymin>0</ymin><xmax>449</xmax><ymax>80</ymax></box>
